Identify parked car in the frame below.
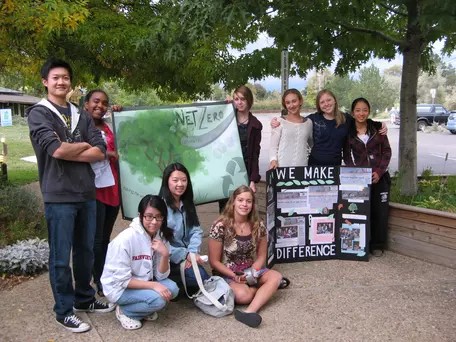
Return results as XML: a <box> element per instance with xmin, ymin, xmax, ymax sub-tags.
<box><xmin>446</xmin><ymin>111</ymin><xmax>456</xmax><ymax>134</ymax></box>
<box><xmin>393</xmin><ymin>104</ymin><xmax>451</xmax><ymax>131</ymax></box>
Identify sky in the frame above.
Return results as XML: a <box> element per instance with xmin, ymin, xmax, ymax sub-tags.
<box><xmin>238</xmin><ymin>34</ymin><xmax>456</xmax><ymax>92</ymax></box>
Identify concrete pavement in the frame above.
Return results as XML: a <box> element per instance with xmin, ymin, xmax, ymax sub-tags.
<box><xmin>1</xmin><ymin>202</ymin><xmax>455</xmax><ymax>341</ymax></box>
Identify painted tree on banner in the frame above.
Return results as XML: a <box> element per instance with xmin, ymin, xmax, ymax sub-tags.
<box><xmin>117</xmin><ymin>111</ymin><xmax>204</xmax><ymax>183</ymax></box>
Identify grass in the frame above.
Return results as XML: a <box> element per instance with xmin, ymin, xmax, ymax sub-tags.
<box><xmin>0</xmin><ymin>116</ymin><xmax>39</xmax><ymax>186</ymax></box>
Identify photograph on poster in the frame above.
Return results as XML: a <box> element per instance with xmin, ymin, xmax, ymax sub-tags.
<box><xmin>310</xmin><ymin>217</ymin><xmax>335</xmax><ymax>244</ymax></box>
<box><xmin>267</xmin><ymin>202</ymin><xmax>276</xmax><ymax>230</ymax></box>
<box><xmin>340</xmin><ymin>223</ymin><xmax>366</xmax><ymax>254</ymax></box>
<box><xmin>267</xmin><ymin>230</ymin><xmax>275</xmax><ymax>264</ymax></box>
<box><xmin>277</xmin><ymin>189</ymin><xmax>309</xmax><ymax>214</ymax></box>
<box><xmin>267</xmin><ymin>185</ymin><xmax>274</xmax><ymax>203</ymax></box>
<box><xmin>276</xmin><ymin>216</ymin><xmax>306</xmax><ymax>247</ymax></box>
<box><xmin>339</xmin><ymin>167</ymin><xmax>372</xmax><ymax>185</ymax></box>
<box><xmin>341</xmin><ymin>186</ymin><xmax>369</xmax><ymax>202</ymax></box>
<box><xmin>308</xmin><ymin>185</ymin><xmax>338</xmax><ymax>210</ymax></box>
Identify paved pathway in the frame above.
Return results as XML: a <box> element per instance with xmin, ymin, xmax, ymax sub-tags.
<box><xmin>1</xmin><ymin>202</ymin><xmax>455</xmax><ymax>341</ymax></box>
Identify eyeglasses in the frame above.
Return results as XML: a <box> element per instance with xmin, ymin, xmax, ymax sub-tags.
<box><xmin>143</xmin><ymin>215</ymin><xmax>164</xmax><ymax>222</ymax></box>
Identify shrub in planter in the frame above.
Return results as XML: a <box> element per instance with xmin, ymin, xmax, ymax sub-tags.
<box><xmin>0</xmin><ymin>238</ymin><xmax>49</xmax><ymax>275</ymax></box>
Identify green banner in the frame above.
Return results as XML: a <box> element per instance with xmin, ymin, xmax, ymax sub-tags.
<box><xmin>113</xmin><ymin>102</ymin><xmax>248</xmax><ymax>219</ymax></box>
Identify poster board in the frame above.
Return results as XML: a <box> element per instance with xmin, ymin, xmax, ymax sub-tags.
<box><xmin>112</xmin><ymin>102</ymin><xmax>248</xmax><ymax>219</ymax></box>
<box><xmin>266</xmin><ymin>166</ymin><xmax>371</xmax><ymax>266</ymax></box>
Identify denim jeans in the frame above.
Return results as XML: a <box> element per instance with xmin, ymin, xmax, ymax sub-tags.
<box><xmin>117</xmin><ymin>278</ymin><xmax>179</xmax><ymax>320</ymax></box>
<box><xmin>93</xmin><ymin>200</ymin><xmax>120</xmax><ymax>289</ymax></box>
<box><xmin>169</xmin><ymin>262</ymin><xmax>210</xmax><ymax>293</ymax></box>
<box><xmin>45</xmin><ymin>201</ymin><xmax>97</xmax><ymax>319</ymax></box>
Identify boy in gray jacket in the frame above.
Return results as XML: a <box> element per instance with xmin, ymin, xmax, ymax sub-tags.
<box><xmin>27</xmin><ymin>59</ymin><xmax>114</xmax><ymax>333</ymax></box>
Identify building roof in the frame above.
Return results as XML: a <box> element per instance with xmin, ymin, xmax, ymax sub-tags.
<box><xmin>0</xmin><ymin>87</ymin><xmax>42</xmax><ymax>105</ymax></box>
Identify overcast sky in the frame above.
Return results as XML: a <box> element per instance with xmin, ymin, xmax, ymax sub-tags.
<box><xmin>238</xmin><ymin>34</ymin><xmax>456</xmax><ymax>92</ymax></box>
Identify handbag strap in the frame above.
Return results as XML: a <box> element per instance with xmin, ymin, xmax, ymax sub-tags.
<box><xmin>181</xmin><ymin>253</ymin><xmax>228</xmax><ymax>311</ymax></box>
<box><xmin>180</xmin><ymin>257</ymin><xmax>196</xmax><ymax>299</ymax></box>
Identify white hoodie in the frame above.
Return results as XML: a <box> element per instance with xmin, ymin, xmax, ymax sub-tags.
<box><xmin>101</xmin><ymin>217</ymin><xmax>171</xmax><ymax>303</ymax></box>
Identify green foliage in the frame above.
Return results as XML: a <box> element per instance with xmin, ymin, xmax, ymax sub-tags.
<box><xmin>117</xmin><ymin>109</ymin><xmax>204</xmax><ymax>183</ymax></box>
<box><xmin>0</xmin><ymin>185</ymin><xmax>47</xmax><ymax>247</ymax></box>
<box><xmin>102</xmin><ymin>81</ymin><xmax>161</xmax><ymax>107</ymax></box>
<box><xmin>390</xmin><ymin>174</ymin><xmax>456</xmax><ymax>213</ymax></box>
<box><xmin>0</xmin><ymin>0</ymin><xmax>89</xmax><ymax>79</ymax></box>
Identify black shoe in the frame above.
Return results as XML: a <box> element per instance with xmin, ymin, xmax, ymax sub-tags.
<box><xmin>74</xmin><ymin>299</ymin><xmax>115</xmax><ymax>313</ymax></box>
<box><xmin>371</xmin><ymin>249</ymin><xmax>384</xmax><ymax>257</ymax></box>
<box><xmin>56</xmin><ymin>314</ymin><xmax>91</xmax><ymax>333</ymax></box>
<box><xmin>234</xmin><ymin>309</ymin><xmax>262</xmax><ymax>328</ymax></box>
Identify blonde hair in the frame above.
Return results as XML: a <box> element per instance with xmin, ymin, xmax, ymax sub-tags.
<box><xmin>217</xmin><ymin>185</ymin><xmax>261</xmax><ymax>245</ymax></box>
<box><xmin>316</xmin><ymin>89</ymin><xmax>345</xmax><ymax>127</ymax></box>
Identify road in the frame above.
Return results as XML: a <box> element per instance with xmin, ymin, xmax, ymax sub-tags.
<box><xmin>254</xmin><ymin>113</ymin><xmax>456</xmax><ymax>178</ymax></box>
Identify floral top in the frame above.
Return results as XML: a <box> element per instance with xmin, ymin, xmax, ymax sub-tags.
<box><xmin>209</xmin><ymin>221</ymin><xmax>266</xmax><ymax>273</ymax></box>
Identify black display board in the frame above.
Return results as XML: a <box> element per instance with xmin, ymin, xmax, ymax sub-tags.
<box><xmin>266</xmin><ymin>166</ymin><xmax>372</xmax><ymax>266</ymax></box>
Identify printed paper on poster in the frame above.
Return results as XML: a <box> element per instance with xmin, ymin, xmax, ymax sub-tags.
<box><xmin>310</xmin><ymin>216</ymin><xmax>335</xmax><ymax>245</ymax></box>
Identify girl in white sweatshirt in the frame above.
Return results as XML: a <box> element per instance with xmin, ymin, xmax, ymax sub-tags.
<box><xmin>101</xmin><ymin>195</ymin><xmax>179</xmax><ymax>330</ymax></box>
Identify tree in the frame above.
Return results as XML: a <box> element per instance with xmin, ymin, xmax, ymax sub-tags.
<box><xmin>3</xmin><ymin>1</ymin><xmax>456</xmax><ymax>195</ymax></box>
<box><xmin>352</xmin><ymin>65</ymin><xmax>396</xmax><ymax>115</ymax></box>
<box><xmin>117</xmin><ymin>109</ymin><xmax>204</xmax><ymax>183</ymax></box>
<box><xmin>172</xmin><ymin>0</ymin><xmax>456</xmax><ymax>195</ymax></box>
<box><xmin>324</xmin><ymin>75</ymin><xmax>356</xmax><ymax>111</ymax></box>
<box><xmin>252</xmin><ymin>83</ymin><xmax>268</xmax><ymax>100</ymax></box>
<box><xmin>0</xmin><ymin>0</ymin><xmax>89</xmax><ymax>80</ymax></box>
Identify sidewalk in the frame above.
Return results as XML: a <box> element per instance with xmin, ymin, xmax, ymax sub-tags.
<box><xmin>1</xmin><ymin>202</ymin><xmax>455</xmax><ymax>342</ymax></box>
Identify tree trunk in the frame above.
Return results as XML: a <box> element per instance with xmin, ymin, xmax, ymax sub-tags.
<box><xmin>398</xmin><ymin>2</ymin><xmax>421</xmax><ymax>196</ymax></box>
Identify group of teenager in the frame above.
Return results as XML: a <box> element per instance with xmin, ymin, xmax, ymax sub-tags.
<box><xmin>268</xmin><ymin>88</ymin><xmax>391</xmax><ymax>255</ymax></box>
<box><xmin>26</xmin><ymin>58</ymin><xmax>391</xmax><ymax>334</ymax></box>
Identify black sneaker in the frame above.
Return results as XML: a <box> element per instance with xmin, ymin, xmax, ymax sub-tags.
<box><xmin>74</xmin><ymin>299</ymin><xmax>115</xmax><ymax>313</ymax></box>
<box><xmin>56</xmin><ymin>314</ymin><xmax>91</xmax><ymax>333</ymax></box>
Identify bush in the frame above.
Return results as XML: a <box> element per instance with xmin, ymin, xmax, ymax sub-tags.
<box><xmin>391</xmin><ymin>171</ymin><xmax>456</xmax><ymax>213</ymax></box>
<box><xmin>0</xmin><ymin>238</ymin><xmax>49</xmax><ymax>275</ymax></box>
<box><xmin>0</xmin><ymin>184</ymin><xmax>47</xmax><ymax>247</ymax></box>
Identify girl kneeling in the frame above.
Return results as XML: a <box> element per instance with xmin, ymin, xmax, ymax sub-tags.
<box><xmin>101</xmin><ymin>195</ymin><xmax>179</xmax><ymax>330</ymax></box>
<box><xmin>209</xmin><ymin>185</ymin><xmax>289</xmax><ymax>328</ymax></box>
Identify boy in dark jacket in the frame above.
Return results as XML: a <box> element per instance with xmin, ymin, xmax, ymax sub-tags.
<box><xmin>27</xmin><ymin>59</ymin><xmax>114</xmax><ymax>333</ymax></box>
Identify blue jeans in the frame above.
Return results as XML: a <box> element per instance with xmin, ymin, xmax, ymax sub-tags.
<box><xmin>45</xmin><ymin>201</ymin><xmax>97</xmax><ymax>319</ymax></box>
<box><xmin>117</xmin><ymin>278</ymin><xmax>179</xmax><ymax>320</ymax></box>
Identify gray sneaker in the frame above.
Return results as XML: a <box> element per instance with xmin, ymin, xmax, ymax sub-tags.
<box><xmin>56</xmin><ymin>314</ymin><xmax>91</xmax><ymax>333</ymax></box>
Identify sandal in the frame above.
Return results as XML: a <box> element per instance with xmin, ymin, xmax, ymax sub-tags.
<box><xmin>143</xmin><ymin>312</ymin><xmax>158</xmax><ymax>321</ymax></box>
<box><xmin>116</xmin><ymin>305</ymin><xmax>142</xmax><ymax>330</ymax></box>
<box><xmin>278</xmin><ymin>277</ymin><xmax>290</xmax><ymax>289</ymax></box>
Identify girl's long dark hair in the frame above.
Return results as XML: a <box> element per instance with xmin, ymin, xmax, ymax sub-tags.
<box><xmin>158</xmin><ymin>162</ymin><xmax>200</xmax><ymax>228</ymax></box>
<box><xmin>138</xmin><ymin>195</ymin><xmax>174</xmax><ymax>241</ymax></box>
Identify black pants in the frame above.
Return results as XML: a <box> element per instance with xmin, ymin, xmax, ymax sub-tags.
<box><xmin>370</xmin><ymin>172</ymin><xmax>391</xmax><ymax>251</ymax></box>
<box><xmin>93</xmin><ymin>200</ymin><xmax>120</xmax><ymax>288</ymax></box>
